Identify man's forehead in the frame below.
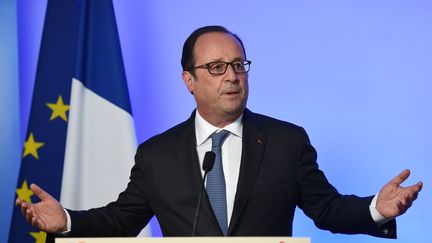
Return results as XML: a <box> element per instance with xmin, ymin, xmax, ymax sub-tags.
<box><xmin>194</xmin><ymin>32</ymin><xmax>245</xmax><ymax>61</ymax></box>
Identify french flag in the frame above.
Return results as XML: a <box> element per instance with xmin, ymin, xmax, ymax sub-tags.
<box><xmin>61</xmin><ymin>1</ymin><xmax>150</xmax><ymax>236</ymax></box>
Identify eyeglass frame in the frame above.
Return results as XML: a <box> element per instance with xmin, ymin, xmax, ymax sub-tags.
<box><xmin>188</xmin><ymin>60</ymin><xmax>252</xmax><ymax>75</ymax></box>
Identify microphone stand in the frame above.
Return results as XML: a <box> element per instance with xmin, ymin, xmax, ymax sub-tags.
<box><xmin>192</xmin><ymin>151</ymin><xmax>215</xmax><ymax>236</ymax></box>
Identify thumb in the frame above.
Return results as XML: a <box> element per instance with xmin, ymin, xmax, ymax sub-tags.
<box><xmin>390</xmin><ymin>169</ymin><xmax>410</xmax><ymax>186</ymax></box>
<box><xmin>30</xmin><ymin>183</ymin><xmax>53</xmax><ymax>201</ymax></box>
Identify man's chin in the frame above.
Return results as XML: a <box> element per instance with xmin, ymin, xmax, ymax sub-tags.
<box><xmin>221</xmin><ymin>104</ymin><xmax>246</xmax><ymax>117</ymax></box>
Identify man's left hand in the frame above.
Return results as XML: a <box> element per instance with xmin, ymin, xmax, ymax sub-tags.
<box><xmin>376</xmin><ymin>169</ymin><xmax>423</xmax><ymax>218</ymax></box>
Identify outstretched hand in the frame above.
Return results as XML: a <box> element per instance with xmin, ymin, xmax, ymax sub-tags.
<box><xmin>376</xmin><ymin>169</ymin><xmax>423</xmax><ymax>218</ymax></box>
<box><xmin>16</xmin><ymin>183</ymin><xmax>67</xmax><ymax>233</ymax></box>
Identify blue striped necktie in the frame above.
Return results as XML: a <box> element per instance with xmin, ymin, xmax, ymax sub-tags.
<box><xmin>207</xmin><ymin>129</ymin><xmax>230</xmax><ymax>235</ymax></box>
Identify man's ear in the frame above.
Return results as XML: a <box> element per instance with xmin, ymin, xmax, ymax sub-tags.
<box><xmin>182</xmin><ymin>71</ymin><xmax>194</xmax><ymax>94</ymax></box>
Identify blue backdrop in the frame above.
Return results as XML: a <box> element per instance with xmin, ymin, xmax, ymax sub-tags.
<box><xmin>0</xmin><ymin>0</ymin><xmax>20</xmax><ymax>242</ymax></box>
<box><xmin>2</xmin><ymin>0</ymin><xmax>430</xmax><ymax>242</ymax></box>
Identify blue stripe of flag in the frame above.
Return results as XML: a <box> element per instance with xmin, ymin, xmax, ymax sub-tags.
<box><xmin>74</xmin><ymin>0</ymin><xmax>132</xmax><ymax>114</ymax></box>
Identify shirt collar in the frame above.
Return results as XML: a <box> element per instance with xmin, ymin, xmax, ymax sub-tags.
<box><xmin>195</xmin><ymin>109</ymin><xmax>243</xmax><ymax>146</ymax></box>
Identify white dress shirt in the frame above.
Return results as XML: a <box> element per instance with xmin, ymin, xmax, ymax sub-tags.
<box><xmin>194</xmin><ymin>110</ymin><xmax>243</xmax><ymax>225</ymax></box>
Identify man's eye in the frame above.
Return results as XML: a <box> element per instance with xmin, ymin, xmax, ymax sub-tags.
<box><xmin>233</xmin><ymin>62</ymin><xmax>242</xmax><ymax>69</ymax></box>
<box><xmin>210</xmin><ymin>63</ymin><xmax>226</xmax><ymax>72</ymax></box>
<box><xmin>233</xmin><ymin>62</ymin><xmax>244</xmax><ymax>71</ymax></box>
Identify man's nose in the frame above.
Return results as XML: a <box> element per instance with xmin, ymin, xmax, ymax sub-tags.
<box><xmin>224</xmin><ymin>64</ymin><xmax>239</xmax><ymax>83</ymax></box>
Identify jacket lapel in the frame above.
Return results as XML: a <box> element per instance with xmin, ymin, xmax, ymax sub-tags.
<box><xmin>172</xmin><ymin>111</ymin><xmax>202</xmax><ymax>195</ymax></box>
<box><xmin>172</xmin><ymin>110</ymin><xmax>222</xmax><ymax>234</ymax></box>
<box><xmin>228</xmin><ymin>109</ymin><xmax>266</xmax><ymax>234</ymax></box>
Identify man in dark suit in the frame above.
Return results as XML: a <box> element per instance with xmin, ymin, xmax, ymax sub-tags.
<box><xmin>18</xmin><ymin>26</ymin><xmax>422</xmax><ymax>239</ymax></box>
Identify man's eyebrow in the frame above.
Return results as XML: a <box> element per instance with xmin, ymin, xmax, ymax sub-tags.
<box><xmin>209</xmin><ymin>58</ymin><xmax>225</xmax><ymax>63</ymax></box>
<box><xmin>231</xmin><ymin>57</ymin><xmax>244</xmax><ymax>61</ymax></box>
<box><xmin>207</xmin><ymin>57</ymin><xmax>244</xmax><ymax>63</ymax></box>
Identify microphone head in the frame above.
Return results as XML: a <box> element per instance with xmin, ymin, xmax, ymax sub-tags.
<box><xmin>202</xmin><ymin>151</ymin><xmax>216</xmax><ymax>172</ymax></box>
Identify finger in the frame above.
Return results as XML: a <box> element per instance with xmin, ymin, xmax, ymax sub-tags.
<box><xmin>31</xmin><ymin>216</ymin><xmax>38</xmax><ymax>228</ymax></box>
<box><xmin>20</xmin><ymin>202</ymin><xmax>29</xmax><ymax>216</ymax></box>
<box><xmin>405</xmin><ymin>186</ymin><xmax>418</xmax><ymax>194</ymax></box>
<box><xmin>398</xmin><ymin>193</ymin><xmax>408</xmax><ymax>207</ymax></box>
<box><xmin>395</xmin><ymin>200</ymin><xmax>406</xmax><ymax>215</ymax></box>
<box><xmin>402</xmin><ymin>193</ymin><xmax>413</xmax><ymax>209</ymax></box>
<box><xmin>25</xmin><ymin>208</ymin><xmax>33</xmax><ymax>223</ymax></box>
<box><xmin>30</xmin><ymin>183</ymin><xmax>52</xmax><ymax>201</ymax></box>
<box><xmin>390</xmin><ymin>169</ymin><xmax>410</xmax><ymax>186</ymax></box>
<box><xmin>403</xmin><ymin>183</ymin><xmax>423</xmax><ymax>197</ymax></box>
<box><xmin>403</xmin><ymin>193</ymin><xmax>410</xmax><ymax>206</ymax></box>
<box><xmin>405</xmin><ymin>198</ymin><xmax>413</xmax><ymax>209</ymax></box>
<box><xmin>411</xmin><ymin>181</ymin><xmax>423</xmax><ymax>192</ymax></box>
<box><xmin>407</xmin><ymin>189</ymin><xmax>421</xmax><ymax>205</ymax></box>
<box><xmin>37</xmin><ymin>218</ymin><xmax>46</xmax><ymax>231</ymax></box>
<box><xmin>417</xmin><ymin>181</ymin><xmax>423</xmax><ymax>191</ymax></box>
<box><xmin>31</xmin><ymin>216</ymin><xmax>44</xmax><ymax>230</ymax></box>
<box><xmin>20</xmin><ymin>204</ymin><xmax>26</xmax><ymax>216</ymax></box>
<box><xmin>16</xmin><ymin>198</ymin><xmax>22</xmax><ymax>206</ymax></box>
<box><xmin>408</xmin><ymin>187</ymin><xmax>420</xmax><ymax>199</ymax></box>
<box><xmin>411</xmin><ymin>191</ymin><xmax>418</xmax><ymax>201</ymax></box>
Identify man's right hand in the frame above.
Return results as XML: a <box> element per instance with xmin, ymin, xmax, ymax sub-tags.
<box><xmin>16</xmin><ymin>183</ymin><xmax>67</xmax><ymax>233</ymax></box>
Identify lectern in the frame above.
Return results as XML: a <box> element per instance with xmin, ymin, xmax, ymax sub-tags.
<box><xmin>57</xmin><ymin>237</ymin><xmax>310</xmax><ymax>243</ymax></box>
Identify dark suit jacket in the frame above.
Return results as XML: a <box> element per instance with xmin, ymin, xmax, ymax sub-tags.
<box><xmin>65</xmin><ymin>109</ymin><xmax>396</xmax><ymax>238</ymax></box>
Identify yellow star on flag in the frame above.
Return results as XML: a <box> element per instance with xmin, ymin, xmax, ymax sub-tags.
<box><xmin>23</xmin><ymin>133</ymin><xmax>44</xmax><ymax>159</ymax></box>
<box><xmin>16</xmin><ymin>180</ymin><xmax>34</xmax><ymax>204</ymax></box>
<box><xmin>46</xmin><ymin>95</ymin><xmax>70</xmax><ymax>121</ymax></box>
<box><xmin>29</xmin><ymin>231</ymin><xmax>46</xmax><ymax>243</ymax></box>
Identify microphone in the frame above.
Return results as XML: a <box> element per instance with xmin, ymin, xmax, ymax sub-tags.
<box><xmin>202</xmin><ymin>151</ymin><xmax>216</xmax><ymax>172</ymax></box>
<box><xmin>192</xmin><ymin>151</ymin><xmax>216</xmax><ymax>236</ymax></box>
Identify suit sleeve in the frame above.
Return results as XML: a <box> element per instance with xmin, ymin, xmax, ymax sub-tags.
<box><xmin>65</xmin><ymin>144</ymin><xmax>154</xmax><ymax>237</ymax></box>
<box><xmin>296</xmin><ymin>128</ymin><xmax>396</xmax><ymax>238</ymax></box>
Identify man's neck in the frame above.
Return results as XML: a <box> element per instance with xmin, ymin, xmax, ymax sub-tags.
<box><xmin>196</xmin><ymin>109</ymin><xmax>243</xmax><ymax>128</ymax></box>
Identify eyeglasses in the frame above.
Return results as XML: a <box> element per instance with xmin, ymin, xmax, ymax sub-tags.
<box><xmin>190</xmin><ymin>60</ymin><xmax>251</xmax><ymax>75</ymax></box>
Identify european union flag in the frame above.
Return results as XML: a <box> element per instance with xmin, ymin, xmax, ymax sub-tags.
<box><xmin>9</xmin><ymin>1</ymin><xmax>78</xmax><ymax>242</ymax></box>
<box><xmin>9</xmin><ymin>1</ymin><xmax>148</xmax><ymax>242</ymax></box>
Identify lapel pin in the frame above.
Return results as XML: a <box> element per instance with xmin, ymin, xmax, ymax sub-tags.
<box><xmin>257</xmin><ymin>139</ymin><xmax>263</xmax><ymax>144</ymax></box>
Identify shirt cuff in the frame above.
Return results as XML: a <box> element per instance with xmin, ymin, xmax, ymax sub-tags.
<box><xmin>369</xmin><ymin>193</ymin><xmax>393</xmax><ymax>226</ymax></box>
<box><xmin>59</xmin><ymin>208</ymin><xmax>72</xmax><ymax>235</ymax></box>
